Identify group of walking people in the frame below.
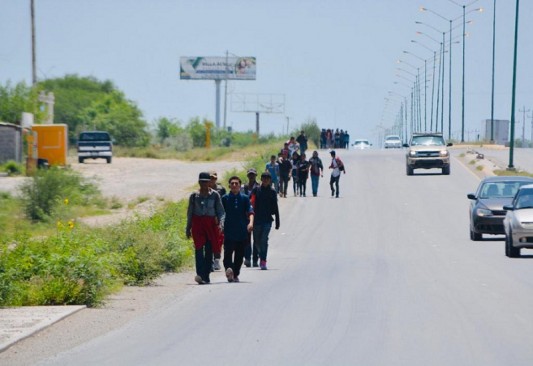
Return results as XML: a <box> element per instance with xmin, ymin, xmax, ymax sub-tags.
<box><xmin>186</xmin><ymin>170</ymin><xmax>280</xmax><ymax>285</ymax></box>
<box><xmin>185</xmin><ymin>130</ymin><xmax>346</xmax><ymax>285</ymax></box>
<box><xmin>320</xmin><ymin>128</ymin><xmax>350</xmax><ymax>149</ymax></box>
<box><xmin>267</xmin><ymin>135</ymin><xmax>347</xmax><ymax>199</ymax></box>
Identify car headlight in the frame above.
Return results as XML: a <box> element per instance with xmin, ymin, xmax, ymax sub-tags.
<box><xmin>409</xmin><ymin>150</ymin><xmax>416</xmax><ymax>157</ymax></box>
<box><xmin>476</xmin><ymin>208</ymin><xmax>492</xmax><ymax>217</ymax></box>
<box><xmin>440</xmin><ymin>150</ymin><xmax>449</xmax><ymax>157</ymax></box>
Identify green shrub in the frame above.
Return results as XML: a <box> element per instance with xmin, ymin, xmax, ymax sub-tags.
<box><xmin>2</xmin><ymin>160</ymin><xmax>24</xmax><ymax>176</ymax></box>
<box><xmin>19</xmin><ymin>167</ymin><xmax>100</xmax><ymax>221</ymax></box>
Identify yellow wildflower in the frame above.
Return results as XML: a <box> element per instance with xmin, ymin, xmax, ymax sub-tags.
<box><xmin>64</xmin><ymin>198</ymin><xmax>69</xmax><ymax>205</ymax></box>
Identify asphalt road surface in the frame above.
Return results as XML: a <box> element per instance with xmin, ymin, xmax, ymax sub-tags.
<box><xmin>8</xmin><ymin>149</ymin><xmax>533</xmax><ymax>365</ymax></box>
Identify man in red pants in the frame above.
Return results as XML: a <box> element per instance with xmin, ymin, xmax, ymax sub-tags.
<box><xmin>186</xmin><ymin>172</ymin><xmax>225</xmax><ymax>284</ymax></box>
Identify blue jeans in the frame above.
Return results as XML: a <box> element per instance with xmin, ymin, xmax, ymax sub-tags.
<box><xmin>253</xmin><ymin>223</ymin><xmax>272</xmax><ymax>262</ymax></box>
<box><xmin>311</xmin><ymin>175</ymin><xmax>320</xmax><ymax>196</ymax></box>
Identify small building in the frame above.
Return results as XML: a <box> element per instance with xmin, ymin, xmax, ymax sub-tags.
<box><xmin>482</xmin><ymin>119</ymin><xmax>509</xmax><ymax>145</ymax></box>
<box><xmin>0</xmin><ymin>122</ymin><xmax>23</xmax><ymax>164</ymax></box>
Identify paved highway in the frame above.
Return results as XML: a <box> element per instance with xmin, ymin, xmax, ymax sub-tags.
<box><xmin>23</xmin><ymin>149</ymin><xmax>533</xmax><ymax>365</ymax></box>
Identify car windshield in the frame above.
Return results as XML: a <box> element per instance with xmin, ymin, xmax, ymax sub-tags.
<box><xmin>386</xmin><ymin>136</ymin><xmax>400</xmax><ymax>141</ymax></box>
<box><xmin>514</xmin><ymin>188</ymin><xmax>533</xmax><ymax>209</ymax></box>
<box><xmin>354</xmin><ymin>141</ymin><xmax>369</xmax><ymax>146</ymax></box>
<box><xmin>480</xmin><ymin>182</ymin><xmax>526</xmax><ymax>199</ymax></box>
<box><xmin>410</xmin><ymin>136</ymin><xmax>445</xmax><ymax>146</ymax></box>
<box><xmin>79</xmin><ymin>132</ymin><xmax>111</xmax><ymax>141</ymax></box>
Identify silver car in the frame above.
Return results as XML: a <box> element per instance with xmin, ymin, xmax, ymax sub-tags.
<box><xmin>503</xmin><ymin>184</ymin><xmax>533</xmax><ymax>257</ymax></box>
<box><xmin>384</xmin><ymin>135</ymin><xmax>402</xmax><ymax>149</ymax></box>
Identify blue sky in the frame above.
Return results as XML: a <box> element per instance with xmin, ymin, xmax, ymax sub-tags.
<box><xmin>1</xmin><ymin>0</ymin><xmax>532</xmax><ymax>142</ymax></box>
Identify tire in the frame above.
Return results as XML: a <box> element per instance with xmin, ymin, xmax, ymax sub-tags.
<box><xmin>78</xmin><ymin>157</ymin><xmax>84</xmax><ymax>164</ymax></box>
<box><xmin>442</xmin><ymin>165</ymin><xmax>450</xmax><ymax>175</ymax></box>
<box><xmin>406</xmin><ymin>165</ymin><xmax>414</xmax><ymax>176</ymax></box>
<box><xmin>106</xmin><ymin>157</ymin><xmax>112</xmax><ymax>164</ymax></box>
<box><xmin>505</xmin><ymin>230</ymin><xmax>521</xmax><ymax>258</ymax></box>
<box><xmin>470</xmin><ymin>228</ymin><xmax>482</xmax><ymax>241</ymax></box>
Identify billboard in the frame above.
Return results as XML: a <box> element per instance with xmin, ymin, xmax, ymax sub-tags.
<box><xmin>180</xmin><ymin>56</ymin><xmax>256</xmax><ymax>80</ymax></box>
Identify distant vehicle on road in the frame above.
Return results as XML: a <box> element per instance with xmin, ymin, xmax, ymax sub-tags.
<box><xmin>352</xmin><ymin>139</ymin><xmax>371</xmax><ymax>150</ymax></box>
<box><xmin>404</xmin><ymin>132</ymin><xmax>452</xmax><ymax>175</ymax></box>
<box><xmin>77</xmin><ymin>131</ymin><xmax>113</xmax><ymax>164</ymax></box>
<box><xmin>503</xmin><ymin>184</ymin><xmax>533</xmax><ymax>257</ymax></box>
<box><xmin>383</xmin><ymin>135</ymin><xmax>402</xmax><ymax>149</ymax></box>
<box><xmin>467</xmin><ymin>176</ymin><xmax>533</xmax><ymax>241</ymax></box>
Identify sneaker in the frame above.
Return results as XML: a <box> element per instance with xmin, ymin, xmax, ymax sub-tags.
<box><xmin>233</xmin><ymin>276</ymin><xmax>240</xmax><ymax>283</ymax></box>
<box><xmin>331</xmin><ymin>190</ymin><xmax>335</xmax><ymax>197</ymax></box>
<box><xmin>213</xmin><ymin>258</ymin><xmax>221</xmax><ymax>271</ymax></box>
<box><xmin>244</xmin><ymin>259</ymin><xmax>251</xmax><ymax>268</ymax></box>
<box><xmin>260</xmin><ymin>260</ymin><xmax>267</xmax><ymax>270</ymax></box>
<box><xmin>252</xmin><ymin>261</ymin><xmax>258</xmax><ymax>268</ymax></box>
<box><xmin>194</xmin><ymin>275</ymin><xmax>205</xmax><ymax>285</ymax></box>
<box><xmin>226</xmin><ymin>268</ymin><xmax>234</xmax><ymax>282</ymax></box>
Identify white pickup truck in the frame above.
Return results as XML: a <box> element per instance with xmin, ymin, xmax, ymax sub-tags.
<box><xmin>77</xmin><ymin>131</ymin><xmax>113</xmax><ymax>164</ymax></box>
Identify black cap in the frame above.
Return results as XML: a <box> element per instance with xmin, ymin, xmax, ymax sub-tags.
<box><xmin>198</xmin><ymin>172</ymin><xmax>211</xmax><ymax>182</ymax></box>
<box><xmin>261</xmin><ymin>171</ymin><xmax>271</xmax><ymax>178</ymax></box>
<box><xmin>247</xmin><ymin>168</ymin><xmax>257</xmax><ymax>175</ymax></box>
<box><xmin>330</xmin><ymin>150</ymin><xmax>336</xmax><ymax>155</ymax></box>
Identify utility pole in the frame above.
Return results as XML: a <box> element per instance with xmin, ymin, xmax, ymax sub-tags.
<box><xmin>529</xmin><ymin>111</ymin><xmax>533</xmax><ymax>147</ymax></box>
<box><xmin>519</xmin><ymin>106</ymin><xmax>529</xmax><ymax>147</ymax></box>
<box><xmin>31</xmin><ymin>0</ymin><xmax>37</xmax><ymax>85</ymax></box>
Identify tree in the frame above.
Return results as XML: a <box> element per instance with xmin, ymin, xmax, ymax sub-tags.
<box><xmin>0</xmin><ymin>81</ymin><xmax>45</xmax><ymax>124</ymax></box>
<box><xmin>296</xmin><ymin>118</ymin><xmax>321</xmax><ymax>147</ymax></box>
<box><xmin>79</xmin><ymin>91</ymin><xmax>150</xmax><ymax>147</ymax></box>
<box><xmin>155</xmin><ymin>117</ymin><xmax>182</xmax><ymax>144</ymax></box>
<box><xmin>38</xmin><ymin>75</ymin><xmax>117</xmax><ymax>142</ymax></box>
<box><xmin>186</xmin><ymin>117</ymin><xmax>214</xmax><ymax>148</ymax></box>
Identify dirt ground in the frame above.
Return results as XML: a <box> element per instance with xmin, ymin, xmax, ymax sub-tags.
<box><xmin>0</xmin><ymin>156</ymin><xmax>245</xmax><ymax>226</ymax></box>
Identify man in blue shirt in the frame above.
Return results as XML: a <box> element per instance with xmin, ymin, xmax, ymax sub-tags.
<box><xmin>221</xmin><ymin>176</ymin><xmax>254</xmax><ymax>282</ymax></box>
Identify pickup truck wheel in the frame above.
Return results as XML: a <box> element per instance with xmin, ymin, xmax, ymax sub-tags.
<box><xmin>442</xmin><ymin>165</ymin><xmax>450</xmax><ymax>175</ymax></box>
<box><xmin>406</xmin><ymin>165</ymin><xmax>414</xmax><ymax>176</ymax></box>
<box><xmin>106</xmin><ymin>157</ymin><xmax>112</xmax><ymax>164</ymax></box>
<box><xmin>78</xmin><ymin>157</ymin><xmax>84</xmax><ymax>164</ymax></box>
<box><xmin>505</xmin><ymin>231</ymin><xmax>520</xmax><ymax>258</ymax></box>
<box><xmin>470</xmin><ymin>228</ymin><xmax>482</xmax><ymax>241</ymax></box>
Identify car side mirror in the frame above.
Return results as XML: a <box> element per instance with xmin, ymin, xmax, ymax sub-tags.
<box><xmin>402</xmin><ymin>143</ymin><xmax>409</xmax><ymax>148</ymax></box>
<box><xmin>467</xmin><ymin>193</ymin><xmax>476</xmax><ymax>200</ymax></box>
<box><xmin>503</xmin><ymin>204</ymin><xmax>514</xmax><ymax>211</ymax></box>
<box><xmin>447</xmin><ymin>143</ymin><xmax>453</xmax><ymax>147</ymax></box>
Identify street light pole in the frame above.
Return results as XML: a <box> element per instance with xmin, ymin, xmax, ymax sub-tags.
<box><xmin>490</xmin><ymin>0</ymin><xmax>496</xmax><ymax>143</ymax></box>
<box><xmin>461</xmin><ymin>4</ymin><xmax>466</xmax><ymax>142</ymax></box>
<box><xmin>508</xmin><ymin>0</ymin><xmax>520</xmax><ymax>170</ymax></box>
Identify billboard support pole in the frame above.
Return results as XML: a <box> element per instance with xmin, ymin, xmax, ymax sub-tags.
<box><xmin>256</xmin><ymin>112</ymin><xmax>260</xmax><ymax>136</ymax></box>
<box><xmin>215</xmin><ymin>80</ymin><xmax>221</xmax><ymax>128</ymax></box>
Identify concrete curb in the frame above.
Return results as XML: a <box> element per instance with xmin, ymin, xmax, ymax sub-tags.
<box><xmin>0</xmin><ymin>305</ymin><xmax>85</xmax><ymax>353</ymax></box>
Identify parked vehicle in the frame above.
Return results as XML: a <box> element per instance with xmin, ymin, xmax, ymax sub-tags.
<box><xmin>384</xmin><ymin>135</ymin><xmax>402</xmax><ymax>149</ymax></box>
<box><xmin>404</xmin><ymin>132</ymin><xmax>452</xmax><ymax>175</ymax></box>
<box><xmin>467</xmin><ymin>176</ymin><xmax>533</xmax><ymax>241</ymax></box>
<box><xmin>503</xmin><ymin>184</ymin><xmax>533</xmax><ymax>257</ymax></box>
<box><xmin>77</xmin><ymin>131</ymin><xmax>113</xmax><ymax>164</ymax></box>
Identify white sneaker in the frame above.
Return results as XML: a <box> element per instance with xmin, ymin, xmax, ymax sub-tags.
<box><xmin>213</xmin><ymin>258</ymin><xmax>221</xmax><ymax>271</ymax></box>
<box><xmin>226</xmin><ymin>268</ymin><xmax>234</xmax><ymax>282</ymax></box>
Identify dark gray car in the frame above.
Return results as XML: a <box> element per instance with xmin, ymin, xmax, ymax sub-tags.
<box><xmin>467</xmin><ymin>176</ymin><xmax>533</xmax><ymax>241</ymax></box>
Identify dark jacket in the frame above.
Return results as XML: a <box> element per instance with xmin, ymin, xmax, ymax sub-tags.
<box><xmin>251</xmin><ymin>185</ymin><xmax>280</xmax><ymax>228</ymax></box>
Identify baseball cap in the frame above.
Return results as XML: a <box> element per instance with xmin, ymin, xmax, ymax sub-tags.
<box><xmin>330</xmin><ymin>150</ymin><xmax>336</xmax><ymax>155</ymax></box>
<box><xmin>261</xmin><ymin>171</ymin><xmax>271</xmax><ymax>178</ymax></box>
<box><xmin>209</xmin><ymin>171</ymin><xmax>218</xmax><ymax>179</ymax></box>
<box><xmin>198</xmin><ymin>172</ymin><xmax>211</xmax><ymax>182</ymax></box>
<box><xmin>247</xmin><ymin>168</ymin><xmax>257</xmax><ymax>175</ymax></box>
